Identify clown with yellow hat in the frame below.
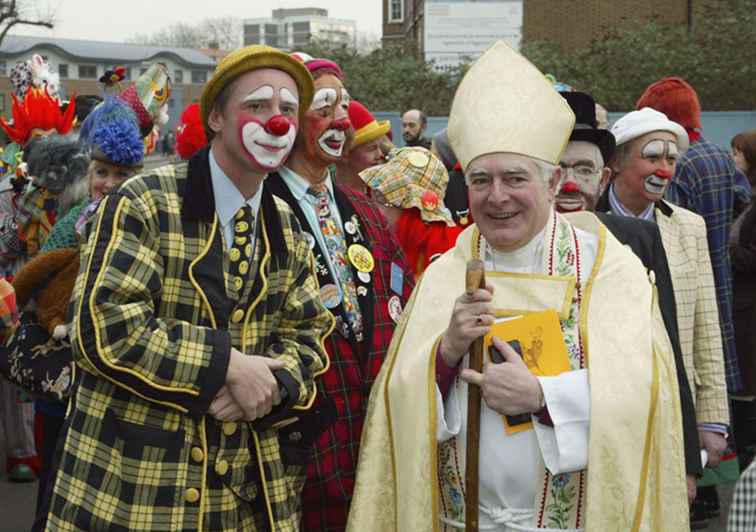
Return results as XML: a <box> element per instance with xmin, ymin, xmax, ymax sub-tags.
<box><xmin>45</xmin><ymin>44</ymin><xmax>335</xmax><ymax>532</ymax></box>
<box><xmin>334</xmin><ymin>99</ymin><xmax>391</xmax><ymax>193</ymax></box>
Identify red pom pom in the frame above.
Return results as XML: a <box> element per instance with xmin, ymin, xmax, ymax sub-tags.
<box><xmin>175</xmin><ymin>103</ymin><xmax>207</xmax><ymax>160</ymax></box>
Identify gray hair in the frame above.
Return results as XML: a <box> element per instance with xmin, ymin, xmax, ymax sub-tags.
<box><xmin>464</xmin><ymin>158</ymin><xmax>556</xmax><ymax>186</ymax></box>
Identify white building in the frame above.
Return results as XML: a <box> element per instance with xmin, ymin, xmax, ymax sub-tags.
<box><xmin>243</xmin><ymin>8</ymin><xmax>357</xmax><ymax>50</ymax></box>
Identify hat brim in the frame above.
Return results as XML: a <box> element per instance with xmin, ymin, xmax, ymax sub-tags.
<box><xmin>201</xmin><ymin>46</ymin><xmax>314</xmax><ymax>134</ymax></box>
<box><xmin>570</xmin><ymin>129</ymin><xmax>616</xmax><ymax>166</ymax></box>
<box><xmin>354</xmin><ymin>120</ymin><xmax>391</xmax><ymax>148</ymax></box>
<box><xmin>613</xmin><ymin>118</ymin><xmax>689</xmax><ymax>153</ymax></box>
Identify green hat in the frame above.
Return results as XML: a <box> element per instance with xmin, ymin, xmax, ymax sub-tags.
<box><xmin>200</xmin><ymin>45</ymin><xmax>314</xmax><ymax>134</ymax></box>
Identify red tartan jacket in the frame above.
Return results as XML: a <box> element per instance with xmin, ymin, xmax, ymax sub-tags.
<box><xmin>266</xmin><ymin>175</ymin><xmax>415</xmax><ymax>531</ymax></box>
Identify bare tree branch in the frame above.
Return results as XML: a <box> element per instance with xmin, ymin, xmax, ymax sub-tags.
<box><xmin>0</xmin><ymin>0</ymin><xmax>55</xmax><ymax>47</ymax></box>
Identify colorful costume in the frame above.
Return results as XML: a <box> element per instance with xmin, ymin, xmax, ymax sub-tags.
<box><xmin>268</xmin><ymin>53</ymin><xmax>415</xmax><ymax>531</ymax></box>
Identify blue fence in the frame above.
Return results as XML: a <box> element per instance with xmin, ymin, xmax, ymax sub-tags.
<box><xmin>375</xmin><ymin>111</ymin><xmax>756</xmax><ymax>152</ymax></box>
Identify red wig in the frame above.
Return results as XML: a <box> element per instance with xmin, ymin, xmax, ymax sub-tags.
<box><xmin>0</xmin><ymin>87</ymin><xmax>76</xmax><ymax>146</ymax></box>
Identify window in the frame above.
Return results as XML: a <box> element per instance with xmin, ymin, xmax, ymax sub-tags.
<box><xmin>58</xmin><ymin>64</ymin><xmax>68</xmax><ymax>78</ymax></box>
<box><xmin>78</xmin><ymin>65</ymin><xmax>97</xmax><ymax>79</ymax></box>
<box><xmin>191</xmin><ymin>70</ymin><xmax>207</xmax><ymax>84</ymax></box>
<box><xmin>174</xmin><ymin>69</ymin><xmax>184</xmax><ymax>83</ymax></box>
<box><xmin>0</xmin><ymin>61</ymin><xmax>6</xmax><ymax>76</ymax></box>
<box><xmin>388</xmin><ymin>0</ymin><xmax>404</xmax><ymax>23</ymax></box>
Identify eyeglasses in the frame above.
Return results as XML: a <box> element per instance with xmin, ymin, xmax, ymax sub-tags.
<box><xmin>558</xmin><ymin>164</ymin><xmax>600</xmax><ymax>186</ymax></box>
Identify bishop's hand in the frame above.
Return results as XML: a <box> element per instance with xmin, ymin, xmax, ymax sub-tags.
<box><xmin>461</xmin><ymin>336</ymin><xmax>543</xmax><ymax>415</ymax></box>
<box><xmin>439</xmin><ymin>284</ymin><xmax>495</xmax><ymax>368</ymax></box>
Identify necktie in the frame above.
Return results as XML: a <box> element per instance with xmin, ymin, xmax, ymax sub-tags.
<box><xmin>229</xmin><ymin>204</ymin><xmax>255</xmax><ymax>296</ymax></box>
<box><xmin>308</xmin><ymin>183</ymin><xmax>363</xmax><ymax>339</ymax></box>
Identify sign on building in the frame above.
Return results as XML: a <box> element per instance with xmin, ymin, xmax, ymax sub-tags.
<box><xmin>424</xmin><ymin>1</ymin><xmax>523</xmax><ymax>70</ymax></box>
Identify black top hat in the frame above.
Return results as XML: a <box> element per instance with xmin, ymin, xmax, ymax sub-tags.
<box><xmin>560</xmin><ymin>91</ymin><xmax>616</xmax><ymax>165</ymax></box>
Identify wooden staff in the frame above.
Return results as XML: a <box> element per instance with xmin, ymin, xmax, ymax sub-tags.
<box><xmin>465</xmin><ymin>259</ymin><xmax>486</xmax><ymax>532</ymax></box>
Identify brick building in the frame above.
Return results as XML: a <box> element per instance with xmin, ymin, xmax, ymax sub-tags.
<box><xmin>383</xmin><ymin>0</ymin><xmax>695</xmax><ymax>52</ymax></box>
<box><xmin>0</xmin><ymin>35</ymin><xmax>217</xmax><ymax>134</ymax></box>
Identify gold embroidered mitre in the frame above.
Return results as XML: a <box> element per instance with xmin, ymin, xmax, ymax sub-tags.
<box><xmin>448</xmin><ymin>41</ymin><xmax>576</xmax><ymax>170</ymax></box>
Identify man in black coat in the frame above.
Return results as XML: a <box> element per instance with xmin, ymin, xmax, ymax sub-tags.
<box><xmin>556</xmin><ymin>91</ymin><xmax>702</xmax><ymax>500</ymax></box>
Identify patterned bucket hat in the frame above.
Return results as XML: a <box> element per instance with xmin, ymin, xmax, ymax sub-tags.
<box><xmin>360</xmin><ymin>147</ymin><xmax>454</xmax><ymax>226</ymax></box>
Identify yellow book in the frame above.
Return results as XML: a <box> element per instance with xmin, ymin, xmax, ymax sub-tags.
<box><xmin>483</xmin><ymin>309</ymin><xmax>571</xmax><ymax>434</ymax></box>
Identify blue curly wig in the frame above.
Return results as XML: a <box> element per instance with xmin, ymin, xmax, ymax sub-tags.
<box><xmin>79</xmin><ymin>97</ymin><xmax>144</xmax><ymax>167</ymax></box>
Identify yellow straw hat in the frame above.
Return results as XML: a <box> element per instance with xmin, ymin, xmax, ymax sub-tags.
<box><xmin>200</xmin><ymin>44</ymin><xmax>314</xmax><ymax>134</ymax></box>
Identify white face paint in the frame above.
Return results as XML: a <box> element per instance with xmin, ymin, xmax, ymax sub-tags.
<box><xmin>311</xmin><ymin>88</ymin><xmax>338</xmax><ymax>110</ymax></box>
<box><xmin>242</xmin><ymin>85</ymin><xmax>273</xmax><ymax>107</ymax></box>
<box><xmin>241</xmin><ymin>120</ymin><xmax>296</xmax><ymax>170</ymax></box>
<box><xmin>318</xmin><ymin>129</ymin><xmax>347</xmax><ymax>157</ymax></box>
<box><xmin>280</xmin><ymin>87</ymin><xmax>298</xmax><ymax>107</ymax></box>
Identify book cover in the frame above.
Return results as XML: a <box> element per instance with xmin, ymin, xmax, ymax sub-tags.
<box><xmin>483</xmin><ymin>309</ymin><xmax>570</xmax><ymax>434</ymax></box>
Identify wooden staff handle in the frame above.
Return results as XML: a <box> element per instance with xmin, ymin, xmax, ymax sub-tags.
<box><xmin>464</xmin><ymin>259</ymin><xmax>486</xmax><ymax>532</ymax></box>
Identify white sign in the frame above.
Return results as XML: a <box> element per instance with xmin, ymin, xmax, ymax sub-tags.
<box><xmin>424</xmin><ymin>1</ymin><xmax>523</xmax><ymax>70</ymax></box>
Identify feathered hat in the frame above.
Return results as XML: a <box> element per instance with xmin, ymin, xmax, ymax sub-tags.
<box><xmin>118</xmin><ymin>63</ymin><xmax>172</xmax><ymax>137</ymax></box>
<box><xmin>175</xmin><ymin>103</ymin><xmax>207</xmax><ymax>160</ymax></box>
<box><xmin>79</xmin><ymin>97</ymin><xmax>144</xmax><ymax>168</ymax></box>
<box><xmin>0</xmin><ymin>88</ymin><xmax>76</xmax><ymax>146</ymax></box>
<box><xmin>635</xmin><ymin>77</ymin><xmax>702</xmax><ymax>131</ymax></box>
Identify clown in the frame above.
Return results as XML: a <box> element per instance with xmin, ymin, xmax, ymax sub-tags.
<box><xmin>45</xmin><ymin>45</ymin><xmax>333</xmax><ymax>531</ymax></box>
<box><xmin>335</xmin><ymin>100</ymin><xmax>391</xmax><ymax>193</ymax></box>
<box><xmin>554</xmin><ymin>92</ymin><xmax>705</xmax><ymax>501</ymax></box>
<box><xmin>602</xmin><ymin>107</ymin><xmax>730</xmax><ymax>499</ymax></box>
<box><xmin>266</xmin><ymin>52</ymin><xmax>415</xmax><ymax>531</ymax></box>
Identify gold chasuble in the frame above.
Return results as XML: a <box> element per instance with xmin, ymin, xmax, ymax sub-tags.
<box><xmin>346</xmin><ymin>212</ymin><xmax>688</xmax><ymax>532</ymax></box>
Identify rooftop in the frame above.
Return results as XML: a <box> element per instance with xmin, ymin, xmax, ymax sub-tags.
<box><xmin>0</xmin><ymin>34</ymin><xmax>217</xmax><ymax>68</ymax></box>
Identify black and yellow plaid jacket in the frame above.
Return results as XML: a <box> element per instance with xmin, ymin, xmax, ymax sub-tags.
<box><xmin>47</xmin><ymin>148</ymin><xmax>333</xmax><ymax>531</ymax></box>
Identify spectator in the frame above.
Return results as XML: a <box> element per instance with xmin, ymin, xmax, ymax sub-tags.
<box><xmin>401</xmin><ymin>108</ymin><xmax>431</xmax><ymax>149</ymax></box>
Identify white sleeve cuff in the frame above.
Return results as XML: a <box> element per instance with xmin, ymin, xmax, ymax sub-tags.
<box><xmin>436</xmin><ymin>381</ymin><xmax>463</xmax><ymax>442</ymax></box>
<box><xmin>533</xmin><ymin>369</ymin><xmax>590</xmax><ymax>474</ymax></box>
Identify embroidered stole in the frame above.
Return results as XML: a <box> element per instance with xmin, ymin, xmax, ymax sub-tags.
<box><xmin>438</xmin><ymin>212</ymin><xmax>587</xmax><ymax>529</ymax></box>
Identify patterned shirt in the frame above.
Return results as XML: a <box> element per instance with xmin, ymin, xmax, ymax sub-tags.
<box><xmin>665</xmin><ymin>137</ymin><xmax>745</xmax><ymax>392</ymax></box>
<box><xmin>209</xmin><ymin>150</ymin><xmax>262</xmax><ymax>250</ymax></box>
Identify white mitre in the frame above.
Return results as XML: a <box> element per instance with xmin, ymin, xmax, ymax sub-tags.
<box><xmin>448</xmin><ymin>41</ymin><xmax>576</xmax><ymax>171</ymax></box>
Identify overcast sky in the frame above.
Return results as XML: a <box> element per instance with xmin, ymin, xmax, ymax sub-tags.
<box><xmin>14</xmin><ymin>0</ymin><xmax>382</xmax><ymax>43</ymax></box>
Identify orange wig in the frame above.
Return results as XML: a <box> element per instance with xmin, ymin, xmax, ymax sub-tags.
<box><xmin>0</xmin><ymin>88</ymin><xmax>76</xmax><ymax>146</ymax></box>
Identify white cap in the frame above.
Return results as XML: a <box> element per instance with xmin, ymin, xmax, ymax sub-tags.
<box><xmin>610</xmin><ymin>107</ymin><xmax>689</xmax><ymax>153</ymax></box>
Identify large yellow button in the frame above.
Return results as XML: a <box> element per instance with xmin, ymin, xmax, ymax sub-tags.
<box><xmin>185</xmin><ymin>488</ymin><xmax>200</xmax><ymax>503</ymax></box>
<box><xmin>231</xmin><ymin>309</ymin><xmax>244</xmax><ymax>324</ymax></box>
<box><xmin>191</xmin><ymin>447</ymin><xmax>204</xmax><ymax>463</ymax></box>
<box><xmin>223</xmin><ymin>422</ymin><xmax>237</xmax><ymax>436</ymax></box>
<box><xmin>215</xmin><ymin>459</ymin><xmax>229</xmax><ymax>476</ymax></box>
<box><xmin>239</xmin><ymin>261</ymin><xmax>249</xmax><ymax>275</ymax></box>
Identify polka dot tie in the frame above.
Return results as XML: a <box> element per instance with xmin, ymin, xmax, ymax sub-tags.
<box><xmin>229</xmin><ymin>204</ymin><xmax>255</xmax><ymax>296</ymax></box>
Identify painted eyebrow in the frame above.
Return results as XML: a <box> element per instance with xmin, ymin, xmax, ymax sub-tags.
<box><xmin>242</xmin><ymin>85</ymin><xmax>274</xmax><ymax>102</ymax></box>
<box><xmin>280</xmin><ymin>87</ymin><xmax>299</xmax><ymax>106</ymax></box>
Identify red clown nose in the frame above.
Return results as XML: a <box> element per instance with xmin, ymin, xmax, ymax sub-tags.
<box><xmin>332</xmin><ymin>118</ymin><xmax>351</xmax><ymax>131</ymax></box>
<box><xmin>654</xmin><ymin>169</ymin><xmax>673</xmax><ymax>180</ymax></box>
<box><xmin>561</xmin><ymin>181</ymin><xmax>579</xmax><ymax>194</ymax></box>
<box><xmin>264</xmin><ymin>115</ymin><xmax>291</xmax><ymax>137</ymax></box>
